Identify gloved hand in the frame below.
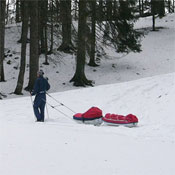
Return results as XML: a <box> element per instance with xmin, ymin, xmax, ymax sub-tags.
<box><xmin>30</xmin><ymin>91</ymin><xmax>34</xmax><ymax>96</ymax></box>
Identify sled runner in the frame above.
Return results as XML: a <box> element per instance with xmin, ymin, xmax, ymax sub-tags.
<box><xmin>102</xmin><ymin>113</ymin><xmax>138</xmax><ymax>127</ymax></box>
<box><xmin>73</xmin><ymin>107</ymin><xmax>103</xmax><ymax>125</ymax></box>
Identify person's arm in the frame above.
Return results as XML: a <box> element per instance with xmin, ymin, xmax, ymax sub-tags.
<box><xmin>31</xmin><ymin>79</ymin><xmax>39</xmax><ymax>95</ymax></box>
<box><xmin>46</xmin><ymin>81</ymin><xmax>50</xmax><ymax>91</ymax></box>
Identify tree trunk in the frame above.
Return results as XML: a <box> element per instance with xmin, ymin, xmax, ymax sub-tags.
<box><xmin>70</xmin><ymin>0</ymin><xmax>92</xmax><ymax>87</ymax></box>
<box><xmin>41</xmin><ymin>0</ymin><xmax>49</xmax><ymax>65</ymax></box>
<box><xmin>151</xmin><ymin>0</ymin><xmax>156</xmax><ymax>31</ymax></box>
<box><xmin>58</xmin><ymin>0</ymin><xmax>74</xmax><ymax>53</ymax></box>
<box><xmin>113</xmin><ymin>0</ymin><xmax>117</xmax><ymax>19</ymax></box>
<box><xmin>14</xmin><ymin>0</ymin><xmax>29</xmax><ymax>95</ymax></box>
<box><xmin>88</xmin><ymin>0</ymin><xmax>98</xmax><ymax>67</ymax></box>
<box><xmin>139</xmin><ymin>0</ymin><xmax>142</xmax><ymax>16</ymax></box>
<box><xmin>48</xmin><ymin>0</ymin><xmax>54</xmax><ymax>54</ymax></box>
<box><xmin>25</xmin><ymin>1</ymin><xmax>39</xmax><ymax>91</ymax></box>
<box><xmin>106</xmin><ymin>0</ymin><xmax>113</xmax><ymax>21</ymax></box>
<box><xmin>16</xmin><ymin>0</ymin><xmax>21</xmax><ymax>23</ymax></box>
<box><xmin>152</xmin><ymin>13</ymin><xmax>156</xmax><ymax>31</ymax></box>
<box><xmin>98</xmin><ymin>0</ymin><xmax>103</xmax><ymax>22</ymax></box>
<box><xmin>6</xmin><ymin>0</ymin><xmax>10</xmax><ymax>24</ymax></box>
<box><xmin>74</xmin><ymin>0</ymin><xmax>78</xmax><ymax>20</ymax></box>
<box><xmin>158</xmin><ymin>0</ymin><xmax>165</xmax><ymax>17</ymax></box>
<box><xmin>43</xmin><ymin>24</ymin><xmax>49</xmax><ymax>65</ymax></box>
<box><xmin>141</xmin><ymin>0</ymin><xmax>144</xmax><ymax>15</ymax></box>
<box><xmin>0</xmin><ymin>0</ymin><xmax>6</xmax><ymax>82</ymax></box>
<box><xmin>168</xmin><ymin>0</ymin><xmax>171</xmax><ymax>13</ymax></box>
<box><xmin>39</xmin><ymin>0</ymin><xmax>48</xmax><ymax>55</ymax></box>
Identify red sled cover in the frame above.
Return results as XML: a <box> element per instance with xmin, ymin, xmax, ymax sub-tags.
<box><xmin>73</xmin><ymin>107</ymin><xmax>103</xmax><ymax>121</ymax></box>
<box><xmin>102</xmin><ymin>113</ymin><xmax>138</xmax><ymax>124</ymax></box>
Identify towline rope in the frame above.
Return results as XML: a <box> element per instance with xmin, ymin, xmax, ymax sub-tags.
<box><xmin>46</xmin><ymin>92</ymin><xmax>76</xmax><ymax>114</ymax></box>
<box><xmin>41</xmin><ymin>98</ymin><xmax>73</xmax><ymax>121</ymax></box>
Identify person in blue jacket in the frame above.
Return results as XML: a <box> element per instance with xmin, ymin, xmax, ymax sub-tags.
<box><xmin>31</xmin><ymin>70</ymin><xmax>50</xmax><ymax>122</ymax></box>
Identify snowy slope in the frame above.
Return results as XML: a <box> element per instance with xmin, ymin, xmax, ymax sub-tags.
<box><xmin>1</xmin><ymin>14</ymin><xmax>175</xmax><ymax>98</ymax></box>
<box><xmin>1</xmin><ymin>72</ymin><xmax>175</xmax><ymax>175</ymax></box>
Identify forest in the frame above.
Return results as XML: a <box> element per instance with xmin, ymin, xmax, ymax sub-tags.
<box><xmin>0</xmin><ymin>0</ymin><xmax>174</xmax><ymax>95</ymax></box>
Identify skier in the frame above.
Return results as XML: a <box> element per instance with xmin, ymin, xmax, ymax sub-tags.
<box><xmin>31</xmin><ymin>70</ymin><xmax>50</xmax><ymax>122</ymax></box>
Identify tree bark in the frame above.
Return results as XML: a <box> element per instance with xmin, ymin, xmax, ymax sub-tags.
<box><xmin>151</xmin><ymin>0</ymin><xmax>156</xmax><ymax>31</ymax></box>
<box><xmin>158</xmin><ymin>0</ymin><xmax>165</xmax><ymax>17</ymax></box>
<box><xmin>6</xmin><ymin>0</ymin><xmax>10</xmax><ymax>24</ymax></box>
<box><xmin>48</xmin><ymin>0</ymin><xmax>54</xmax><ymax>54</ymax></box>
<box><xmin>58</xmin><ymin>0</ymin><xmax>74</xmax><ymax>53</ymax></box>
<box><xmin>141</xmin><ymin>0</ymin><xmax>144</xmax><ymax>15</ymax></box>
<box><xmin>43</xmin><ymin>23</ymin><xmax>49</xmax><ymax>65</ymax></box>
<box><xmin>14</xmin><ymin>0</ymin><xmax>29</xmax><ymax>95</ymax></box>
<box><xmin>88</xmin><ymin>0</ymin><xmax>98</xmax><ymax>67</ymax></box>
<box><xmin>70</xmin><ymin>0</ymin><xmax>92</xmax><ymax>86</ymax></box>
<box><xmin>25</xmin><ymin>1</ymin><xmax>39</xmax><ymax>91</ymax></box>
<box><xmin>16</xmin><ymin>0</ymin><xmax>21</xmax><ymax>23</ymax></box>
<box><xmin>39</xmin><ymin>0</ymin><xmax>48</xmax><ymax>55</ymax></box>
<box><xmin>0</xmin><ymin>0</ymin><xmax>6</xmax><ymax>82</ymax></box>
<box><xmin>168</xmin><ymin>0</ymin><xmax>171</xmax><ymax>13</ymax></box>
<box><xmin>74</xmin><ymin>0</ymin><xmax>78</xmax><ymax>20</ymax></box>
<box><xmin>40</xmin><ymin>0</ymin><xmax>49</xmax><ymax>65</ymax></box>
<box><xmin>98</xmin><ymin>0</ymin><xmax>103</xmax><ymax>22</ymax></box>
<box><xmin>139</xmin><ymin>0</ymin><xmax>142</xmax><ymax>16</ymax></box>
<box><xmin>106</xmin><ymin>0</ymin><xmax>113</xmax><ymax>21</ymax></box>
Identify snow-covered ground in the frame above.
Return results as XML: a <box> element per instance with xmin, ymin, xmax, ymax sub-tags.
<box><xmin>0</xmin><ymin>14</ymin><xmax>175</xmax><ymax>175</ymax></box>
<box><xmin>1</xmin><ymin>72</ymin><xmax>175</xmax><ymax>175</ymax></box>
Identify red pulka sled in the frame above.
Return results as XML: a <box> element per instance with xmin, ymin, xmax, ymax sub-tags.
<box><xmin>73</xmin><ymin>107</ymin><xmax>138</xmax><ymax>127</ymax></box>
<box><xmin>102</xmin><ymin>113</ymin><xmax>138</xmax><ymax>127</ymax></box>
<box><xmin>73</xmin><ymin>107</ymin><xmax>103</xmax><ymax>125</ymax></box>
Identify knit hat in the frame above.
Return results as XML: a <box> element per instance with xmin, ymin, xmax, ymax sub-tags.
<box><xmin>37</xmin><ymin>70</ymin><xmax>44</xmax><ymax>76</ymax></box>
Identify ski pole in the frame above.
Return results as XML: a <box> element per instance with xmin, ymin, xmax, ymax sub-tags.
<box><xmin>46</xmin><ymin>92</ymin><xmax>76</xmax><ymax>113</ymax></box>
<box><xmin>45</xmin><ymin>102</ymin><xmax>49</xmax><ymax>120</ymax></box>
<box><xmin>30</xmin><ymin>94</ymin><xmax>36</xmax><ymax>120</ymax></box>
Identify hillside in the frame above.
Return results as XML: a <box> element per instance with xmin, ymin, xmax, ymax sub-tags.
<box><xmin>1</xmin><ymin>72</ymin><xmax>175</xmax><ymax>175</ymax></box>
<box><xmin>0</xmin><ymin>14</ymin><xmax>175</xmax><ymax>98</ymax></box>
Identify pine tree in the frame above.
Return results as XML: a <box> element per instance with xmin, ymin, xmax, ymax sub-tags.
<box><xmin>101</xmin><ymin>0</ymin><xmax>142</xmax><ymax>53</ymax></box>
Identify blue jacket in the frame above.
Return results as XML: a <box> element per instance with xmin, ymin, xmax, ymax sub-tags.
<box><xmin>31</xmin><ymin>76</ymin><xmax>50</xmax><ymax>98</ymax></box>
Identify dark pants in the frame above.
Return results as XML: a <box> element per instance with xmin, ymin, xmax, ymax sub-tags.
<box><xmin>33</xmin><ymin>94</ymin><xmax>46</xmax><ymax>121</ymax></box>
